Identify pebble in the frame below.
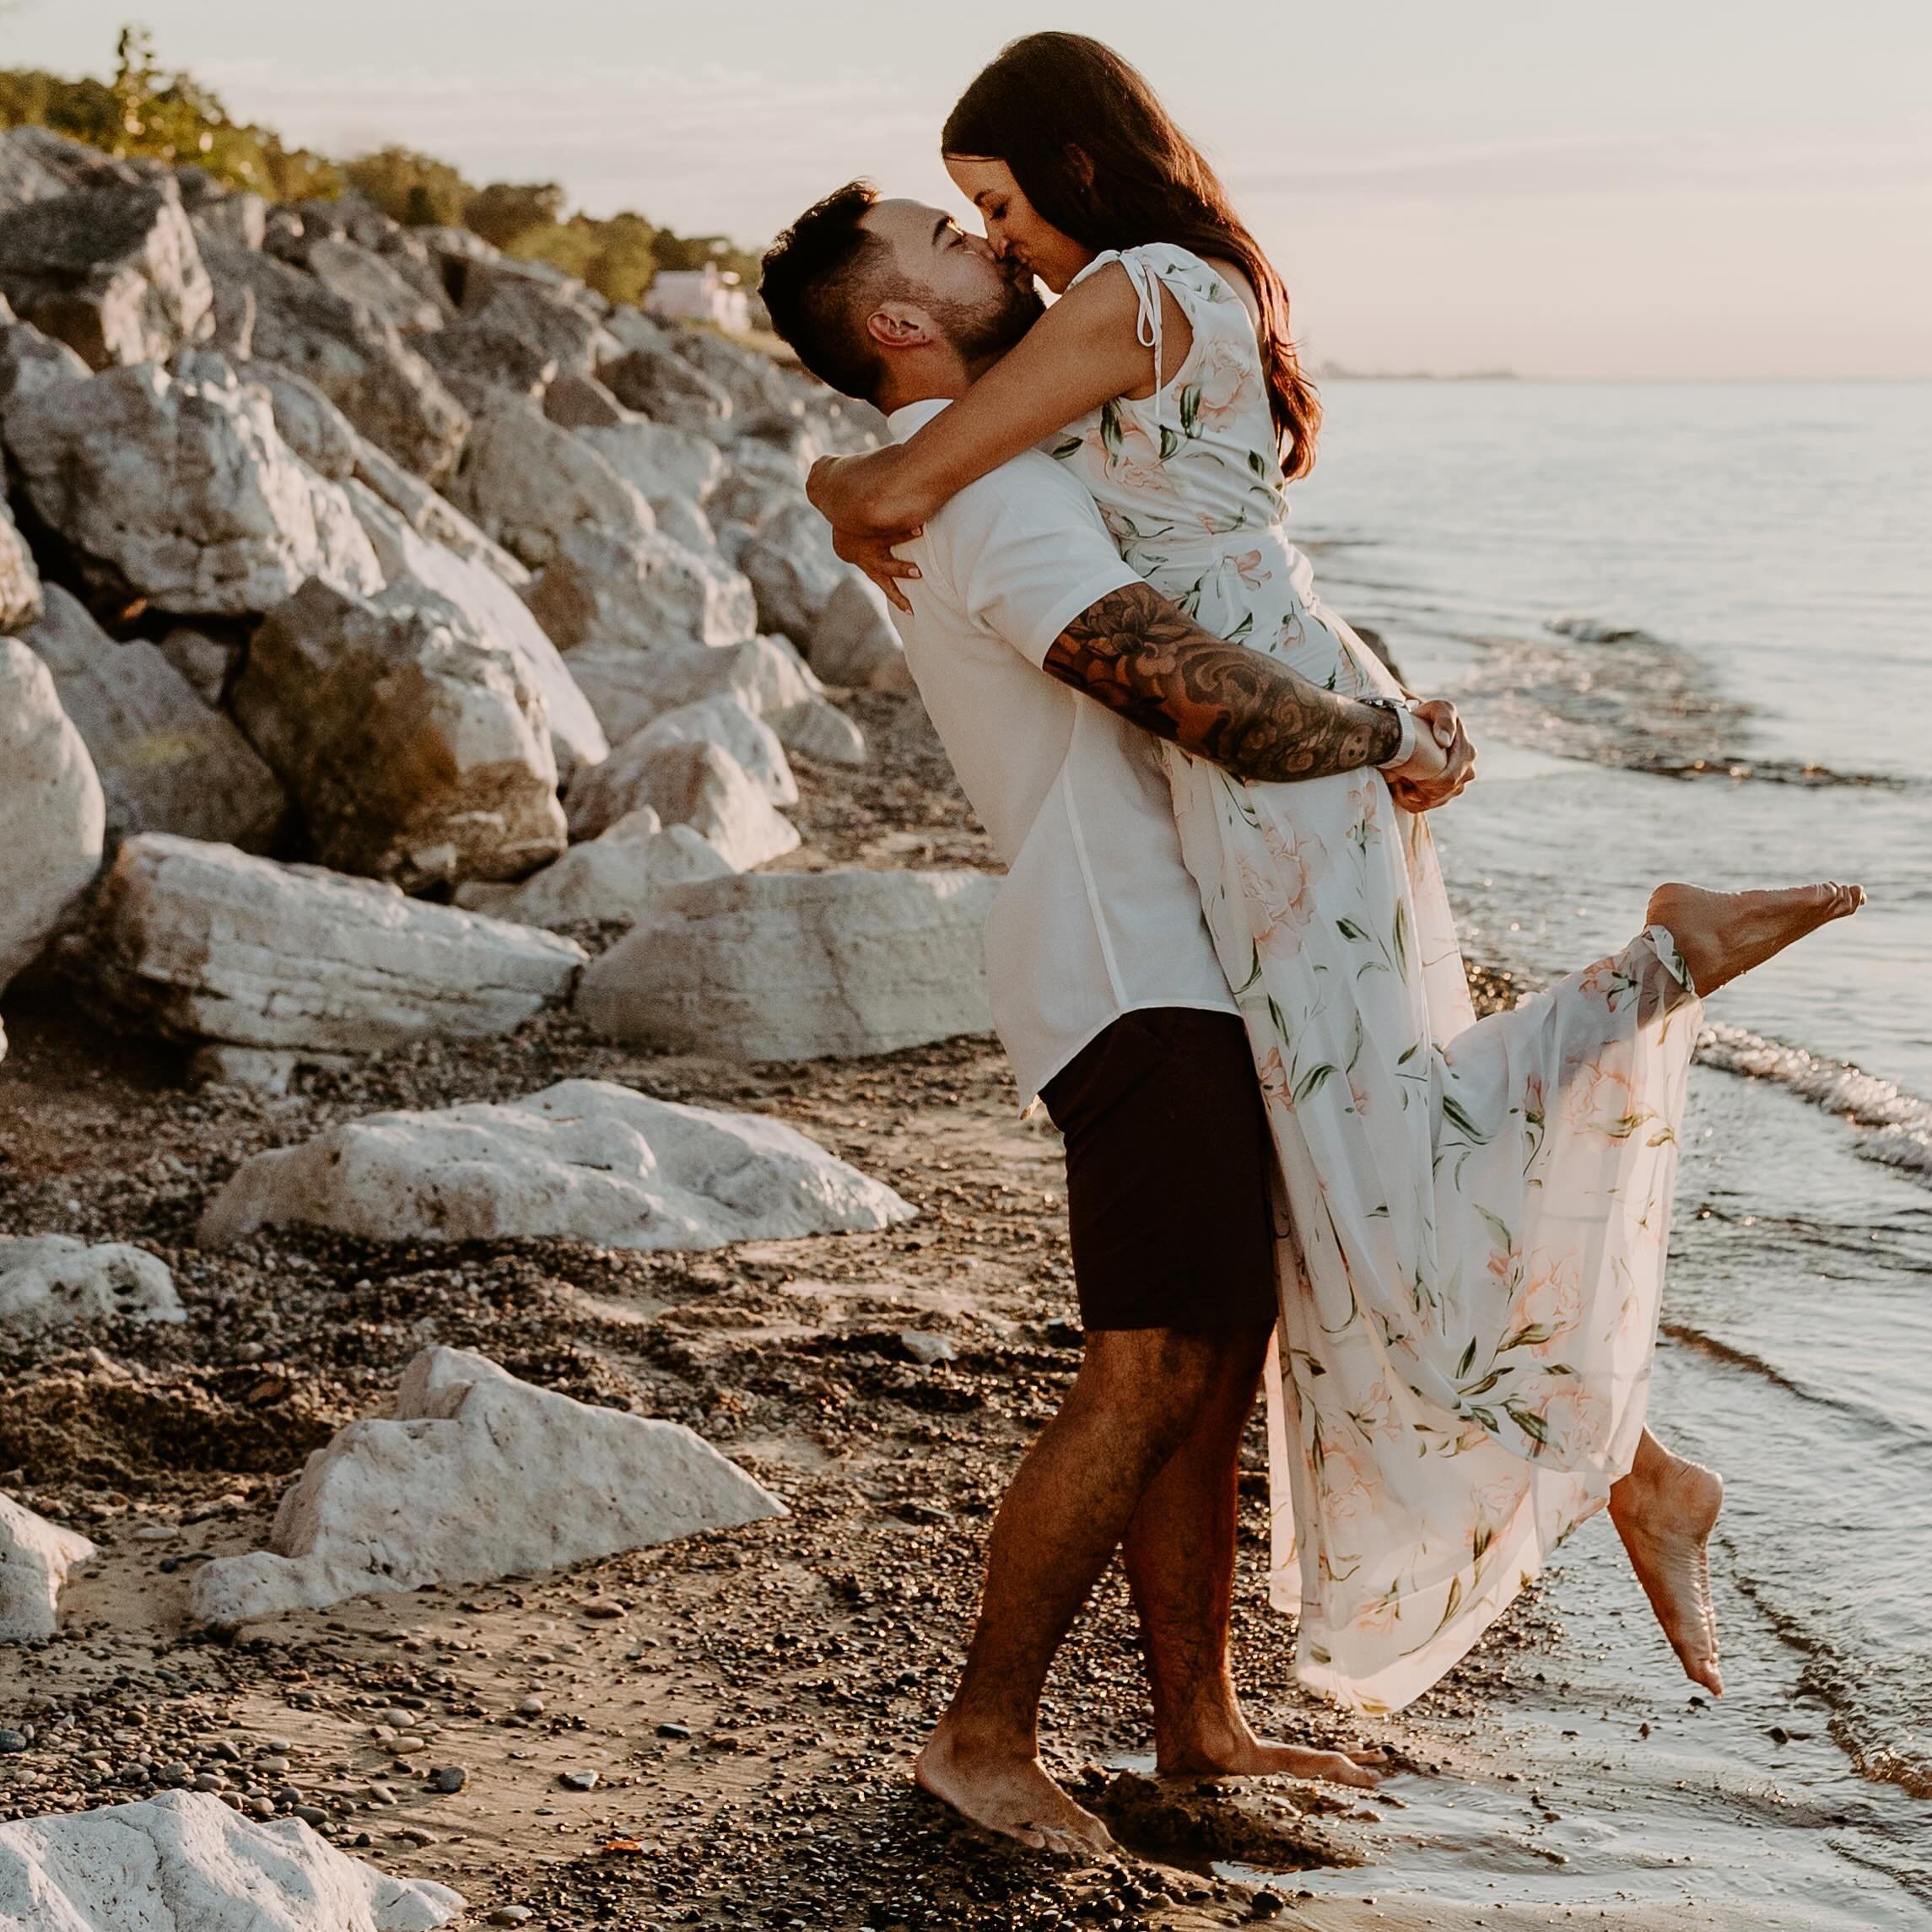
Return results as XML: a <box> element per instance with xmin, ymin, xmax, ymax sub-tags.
<box><xmin>132</xmin><ymin>1524</ymin><xmax>180</xmax><ymax>1541</ymax></box>
<box><xmin>364</xmin><ymin>1782</ymin><xmax>398</xmax><ymax>1805</ymax></box>
<box><xmin>488</xmin><ymin>1911</ymin><xmax>535</xmax><ymax>1927</ymax></box>
<box><xmin>432</xmin><ymin>1764</ymin><xmax>469</xmax><ymax>1793</ymax></box>
<box><xmin>656</xmin><ymin>1722</ymin><xmax>691</xmax><ymax>1740</ymax></box>
<box><xmin>516</xmin><ymin>1696</ymin><xmax>545</xmax><ymax>1715</ymax></box>
<box><xmin>559</xmin><ymin>1769</ymin><xmax>598</xmax><ymax>1791</ymax></box>
<box><xmin>0</xmin><ymin>1730</ymin><xmax>29</xmax><ymax>1754</ymax></box>
<box><xmin>898</xmin><ymin>1330</ymin><xmax>958</xmax><ymax>1366</ymax></box>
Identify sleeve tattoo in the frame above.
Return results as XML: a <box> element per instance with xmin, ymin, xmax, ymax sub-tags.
<box><xmin>1043</xmin><ymin>580</ymin><xmax>1402</xmax><ymax>782</ymax></box>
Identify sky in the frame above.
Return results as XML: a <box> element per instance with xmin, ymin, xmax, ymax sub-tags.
<box><xmin>5</xmin><ymin>1</ymin><xmax>1929</xmax><ymax>379</ymax></box>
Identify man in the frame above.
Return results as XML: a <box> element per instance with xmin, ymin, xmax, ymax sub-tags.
<box><xmin>759</xmin><ymin>184</ymin><xmax>1474</xmax><ymax>1855</ymax></box>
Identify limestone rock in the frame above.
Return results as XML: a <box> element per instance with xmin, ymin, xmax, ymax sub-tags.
<box><xmin>459</xmin><ymin>274</ymin><xmax>617</xmax><ymax>377</ymax></box>
<box><xmin>446</xmin><ymin>404</ymin><xmax>653</xmax><ymax>569</ymax></box>
<box><xmin>23</xmin><ymin>586</ymin><xmax>286</xmax><ymax>851</ymax></box>
<box><xmin>233</xmin><ymin>578</ymin><xmax>565</xmax><ymax>891</ymax></box>
<box><xmin>79</xmin><ymin>834</ymin><xmax>585</xmax><ymax>1055</ymax></box>
<box><xmin>409</xmin><ymin>318</ymin><xmax>555</xmax><ymax>412</ymax></box>
<box><xmin>0</xmin><ymin>177</ymin><xmax>213</xmax><ymax>370</ymax></box>
<box><xmin>577</xmin><ymin>418</ymin><xmax>727</xmax><ymax>509</ymax></box>
<box><xmin>0</xmin><ymin>315</ymin><xmax>91</xmax><ymax>413</ymax></box>
<box><xmin>741</xmin><ymin>495</ymin><xmax>845</xmax><ymax>641</ymax></box>
<box><xmin>653</xmin><ymin>493</ymin><xmax>722</xmax><ymax>558</ymax></box>
<box><xmin>155</xmin><ymin>625</ymin><xmax>235</xmax><ymax>706</ymax></box>
<box><xmin>456</xmin><ymin>810</ymin><xmax>731</xmax><ymax>927</ymax></box>
<box><xmin>0</xmin><ymin>1492</ymin><xmax>94</xmax><ymax>1643</ymax></box>
<box><xmin>578</xmin><ymin>868</ymin><xmax>997</xmax><ymax>1060</ymax></box>
<box><xmin>248</xmin><ymin>359</ymin><xmax>361</xmax><ymax>479</ymax></box>
<box><xmin>0</xmin><ymin>640</ymin><xmax>105</xmax><ymax>991</ymax></box>
<box><xmin>187</xmin><ymin>1344</ymin><xmax>787</xmax><ymax>1622</ymax></box>
<box><xmin>771</xmin><ymin>692</ymin><xmax>868</xmax><ymax>767</ymax></box>
<box><xmin>600</xmin><ymin>343</ymin><xmax>732</xmax><ymax>429</ymax></box>
<box><xmin>542</xmin><ymin>369</ymin><xmax>629</xmax><ymax>428</ymax></box>
<box><xmin>526</xmin><ymin>521</ymin><xmax>755</xmax><ymax>657</ymax></box>
<box><xmin>352</xmin><ymin>437</ymin><xmax>528</xmax><ymax>586</ymax></box>
<box><xmin>596</xmin><ymin>740</ymin><xmax>799</xmax><ymax>872</ymax></box>
<box><xmin>306</xmin><ymin>235</ymin><xmax>446</xmax><ymax>332</ymax></box>
<box><xmin>3</xmin><ymin>356</ymin><xmax>381</xmax><ymax>617</ymax></box>
<box><xmin>0</xmin><ymin>1234</ymin><xmax>184</xmax><ymax>1333</ymax></box>
<box><xmin>202</xmin><ymin>234</ymin><xmax>468</xmax><ymax>485</ymax></box>
<box><xmin>567</xmin><ymin>694</ymin><xmax>794</xmax><ymax>840</ymax></box>
<box><xmin>810</xmin><ymin>571</ymin><xmax>916</xmax><ymax>693</ymax></box>
<box><xmin>0</xmin><ymin>132</ymin><xmax>68</xmax><ymax>214</ymax></box>
<box><xmin>347</xmin><ymin>480</ymin><xmax>607</xmax><ymax>778</ymax></box>
<box><xmin>675</xmin><ymin>331</ymin><xmax>801</xmax><ymax>417</ymax></box>
<box><xmin>0</xmin><ymin>1789</ymin><xmax>464</xmax><ymax>1929</ymax></box>
<box><xmin>0</xmin><ymin>496</ymin><xmax>41</xmax><ymax>634</ymax></box>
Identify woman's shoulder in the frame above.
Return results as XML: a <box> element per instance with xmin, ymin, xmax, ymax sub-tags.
<box><xmin>1082</xmin><ymin>242</ymin><xmax>1260</xmax><ymax>330</ymax></box>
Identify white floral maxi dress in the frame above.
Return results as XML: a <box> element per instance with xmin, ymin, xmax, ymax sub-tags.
<box><xmin>1055</xmin><ymin>246</ymin><xmax>1703</xmax><ymax>1714</ymax></box>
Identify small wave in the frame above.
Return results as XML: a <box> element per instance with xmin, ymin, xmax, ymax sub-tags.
<box><xmin>1696</xmin><ymin>1023</ymin><xmax>1932</xmax><ymax>1190</ymax></box>
<box><xmin>1546</xmin><ymin>613</ymin><xmax>1666</xmax><ymax>647</ymax></box>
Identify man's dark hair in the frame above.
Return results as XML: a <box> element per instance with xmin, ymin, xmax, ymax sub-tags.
<box><xmin>759</xmin><ymin>180</ymin><xmax>902</xmax><ymax>402</ymax></box>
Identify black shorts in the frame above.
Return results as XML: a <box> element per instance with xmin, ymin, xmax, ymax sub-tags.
<box><xmin>1039</xmin><ymin>1007</ymin><xmax>1280</xmax><ymax>1333</ymax></box>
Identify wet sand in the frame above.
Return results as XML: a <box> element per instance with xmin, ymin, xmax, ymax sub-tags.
<box><xmin>2</xmin><ymin>689</ymin><xmax>1922</xmax><ymax>1929</ymax></box>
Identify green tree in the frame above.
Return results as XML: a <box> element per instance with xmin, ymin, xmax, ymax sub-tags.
<box><xmin>344</xmin><ymin>146</ymin><xmax>475</xmax><ymax>228</ymax></box>
<box><xmin>463</xmin><ymin>180</ymin><xmax>567</xmax><ymax>251</ymax></box>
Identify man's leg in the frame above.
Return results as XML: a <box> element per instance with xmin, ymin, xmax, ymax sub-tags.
<box><xmin>1121</xmin><ymin>1323</ymin><xmax>1380</xmax><ymax>1786</ymax></box>
<box><xmin>915</xmin><ymin>1326</ymin><xmax>1230</xmax><ymax>1852</ymax></box>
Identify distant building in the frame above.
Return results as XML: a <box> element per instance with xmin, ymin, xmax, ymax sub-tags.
<box><xmin>645</xmin><ymin>264</ymin><xmax>750</xmax><ymax>333</ymax></box>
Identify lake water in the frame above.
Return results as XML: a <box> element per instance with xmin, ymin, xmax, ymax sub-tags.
<box><xmin>1290</xmin><ymin>379</ymin><xmax>1932</xmax><ymax>1906</ymax></box>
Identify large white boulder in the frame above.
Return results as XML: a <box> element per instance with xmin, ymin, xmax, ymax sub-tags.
<box><xmin>446</xmin><ymin>403</ymin><xmax>654</xmax><ymax>569</ymax></box>
<box><xmin>0</xmin><ymin>1492</ymin><xmax>95</xmax><ymax>1643</ymax></box>
<box><xmin>188</xmin><ymin>1345</ymin><xmax>787</xmax><ymax>1622</ymax></box>
<box><xmin>24</xmin><ymin>586</ymin><xmax>286</xmax><ymax>851</ymax></box>
<box><xmin>810</xmin><ymin>571</ymin><xmax>917</xmax><ymax>694</ymax></box>
<box><xmin>347</xmin><ymin>479</ymin><xmax>607</xmax><ymax>779</ymax></box>
<box><xmin>604</xmin><ymin>739</ymin><xmax>799</xmax><ymax>872</ymax></box>
<box><xmin>577</xmin><ymin>868</ymin><xmax>998</xmax><ymax>1060</ymax></box>
<box><xmin>568</xmin><ymin>693</ymin><xmax>795</xmax><ymax>839</ymax></box>
<box><xmin>0</xmin><ymin>639</ymin><xmax>104</xmax><ymax>991</ymax></box>
<box><xmin>577</xmin><ymin>417</ymin><xmax>727</xmax><ymax>508</ymax></box>
<box><xmin>200</xmin><ymin>1079</ymin><xmax>913</xmax><ymax>1250</ymax></box>
<box><xmin>526</xmin><ymin>519</ymin><xmax>756</xmax><ymax>656</ymax></box>
<box><xmin>455</xmin><ymin>809</ymin><xmax>731</xmax><ymax>927</ymax></box>
<box><xmin>3</xmin><ymin>354</ymin><xmax>382</xmax><ymax>617</ymax></box>
<box><xmin>305</xmin><ymin>235</ymin><xmax>446</xmax><ymax>333</ymax></box>
<box><xmin>0</xmin><ymin>1789</ymin><xmax>463</xmax><ymax>1930</ymax></box>
<box><xmin>600</xmin><ymin>343</ymin><xmax>732</xmax><ymax>429</ymax></box>
<box><xmin>351</xmin><ymin>435</ymin><xmax>528</xmax><ymax>586</ymax></box>
<box><xmin>0</xmin><ymin>177</ymin><xmax>213</xmax><ymax>370</ymax></box>
<box><xmin>232</xmin><ymin>578</ymin><xmax>566</xmax><ymax>892</ymax></box>
<box><xmin>740</xmin><ymin>494</ymin><xmax>845</xmax><ymax>640</ymax></box>
<box><xmin>78</xmin><ymin>834</ymin><xmax>586</xmax><ymax>1055</ymax></box>
<box><xmin>0</xmin><ymin>1234</ymin><xmax>184</xmax><ymax>1333</ymax></box>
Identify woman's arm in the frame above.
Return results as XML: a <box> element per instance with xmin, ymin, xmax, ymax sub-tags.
<box><xmin>810</xmin><ymin>262</ymin><xmax>1190</xmax><ymax>538</ymax></box>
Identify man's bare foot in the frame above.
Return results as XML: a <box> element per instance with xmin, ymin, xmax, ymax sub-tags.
<box><xmin>1646</xmin><ymin>881</ymin><xmax>1865</xmax><ymax>997</ymax></box>
<box><xmin>1157</xmin><ymin>1708</ymin><xmax>1384</xmax><ymax>1788</ymax></box>
<box><xmin>915</xmin><ymin>1722</ymin><xmax>1115</xmax><ymax>1856</ymax></box>
<box><xmin>1609</xmin><ymin>1449</ymin><xmax>1725</xmax><ymax>1696</ymax></box>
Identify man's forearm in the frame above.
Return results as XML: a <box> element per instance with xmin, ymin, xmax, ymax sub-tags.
<box><xmin>1043</xmin><ymin>581</ymin><xmax>1401</xmax><ymax>781</ymax></box>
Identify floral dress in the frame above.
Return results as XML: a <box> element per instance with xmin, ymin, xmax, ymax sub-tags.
<box><xmin>1054</xmin><ymin>244</ymin><xmax>1702</xmax><ymax>1714</ymax></box>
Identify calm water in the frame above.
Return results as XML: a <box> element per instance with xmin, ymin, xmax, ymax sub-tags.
<box><xmin>1292</xmin><ymin>380</ymin><xmax>1932</xmax><ymax>1883</ymax></box>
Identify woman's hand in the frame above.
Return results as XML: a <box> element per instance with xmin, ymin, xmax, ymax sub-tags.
<box><xmin>1386</xmin><ymin>699</ymin><xmax>1476</xmax><ymax>812</ymax></box>
<box><xmin>831</xmin><ymin>520</ymin><xmax>924</xmax><ymax>612</ymax></box>
<box><xmin>809</xmin><ymin>452</ymin><xmax>925</xmax><ymax>611</ymax></box>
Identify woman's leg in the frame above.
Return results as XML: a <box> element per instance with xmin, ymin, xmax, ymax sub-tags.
<box><xmin>1647</xmin><ymin>882</ymin><xmax>1865</xmax><ymax>996</ymax></box>
<box><xmin>1607</xmin><ymin>1427</ymin><xmax>1725</xmax><ymax>1695</ymax></box>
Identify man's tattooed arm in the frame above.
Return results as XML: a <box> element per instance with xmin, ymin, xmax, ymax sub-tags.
<box><xmin>1043</xmin><ymin>580</ymin><xmax>1403</xmax><ymax>781</ymax></box>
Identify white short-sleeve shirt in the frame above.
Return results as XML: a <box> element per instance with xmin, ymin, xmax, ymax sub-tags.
<box><xmin>885</xmin><ymin>397</ymin><xmax>1236</xmax><ymax>1102</ymax></box>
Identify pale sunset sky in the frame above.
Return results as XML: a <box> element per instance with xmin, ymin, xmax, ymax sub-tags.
<box><xmin>6</xmin><ymin>0</ymin><xmax>1928</xmax><ymax>379</ymax></box>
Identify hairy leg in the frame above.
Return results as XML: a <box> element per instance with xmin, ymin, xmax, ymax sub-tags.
<box><xmin>915</xmin><ymin>1328</ymin><xmax>1229</xmax><ymax>1853</ymax></box>
<box><xmin>1647</xmin><ymin>882</ymin><xmax>1865</xmax><ymax>997</ymax></box>
<box><xmin>1609</xmin><ymin>1426</ymin><xmax>1725</xmax><ymax>1696</ymax></box>
<box><xmin>1122</xmin><ymin>1325</ymin><xmax>1381</xmax><ymax>1789</ymax></box>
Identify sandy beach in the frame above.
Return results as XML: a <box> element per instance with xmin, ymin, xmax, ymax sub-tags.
<box><xmin>4</xmin><ymin>685</ymin><xmax>1921</xmax><ymax>1930</ymax></box>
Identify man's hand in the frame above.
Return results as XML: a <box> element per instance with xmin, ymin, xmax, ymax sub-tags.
<box><xmin>1386</xmin><ymin>699</ymin><xmax>1476</xmax><ymax>812</ymax></box>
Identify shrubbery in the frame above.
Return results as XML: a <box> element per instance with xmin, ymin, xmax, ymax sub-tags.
<box><xmin>0</xmin><ymin>27</ymin><xmax>759</xmax><ymax>310</ymax></box>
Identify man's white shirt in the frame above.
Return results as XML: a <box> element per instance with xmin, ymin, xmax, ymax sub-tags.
<box><xmin>884</xmin><ymin>397</ymin><xmax>1236</xmax><ymax>1103</ymax></box>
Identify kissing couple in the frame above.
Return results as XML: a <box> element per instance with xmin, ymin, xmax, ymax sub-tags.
<box><xmin>759</xmin><ymin>30</ymin><xmax>1865</xmax><ymax>1854</ymax></box>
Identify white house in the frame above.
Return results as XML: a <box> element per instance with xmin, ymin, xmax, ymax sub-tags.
<box><xmin>645</xmin><ymin>264</ymin><xmax>751</xmax><ymax>333</ymax></box>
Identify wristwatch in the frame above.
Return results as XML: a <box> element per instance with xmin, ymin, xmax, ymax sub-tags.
<box><xmin>1364</xmin><ymin>694</ymin><xmax>1417</xmax><ymax>769</ymax></box>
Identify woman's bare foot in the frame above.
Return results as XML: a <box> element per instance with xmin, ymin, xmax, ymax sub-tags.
<box><xmin>914</xmin><ymin>1721</ymin><xmax>1115</xmax><ymax>1856</ymax></box>
<box><xmin>1157</xmin><ymin>1706</ymin><xmax>1384</xmax><ymax>1787</ymax></box>
<box><xmin>1608</xmin><ymin>1447</ymin><xmax>1725</xmax><ymax>1697</ymax></box>
<box><xmin>1646</xmin><ymin>881</ymin><xmax>1865</xmax><ymax>997</ymax></box>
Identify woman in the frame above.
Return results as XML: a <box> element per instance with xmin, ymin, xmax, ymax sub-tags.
<box><xmin>810</xmin><ymin>32</ymin><xmax>1863</xmax><ymax>1715</ymax></box>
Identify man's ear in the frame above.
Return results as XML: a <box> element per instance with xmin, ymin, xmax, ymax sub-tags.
<box><xmin>862</xmin><ymin>300</ymin><xmax>933</xmax><ymax>353</ymax></box>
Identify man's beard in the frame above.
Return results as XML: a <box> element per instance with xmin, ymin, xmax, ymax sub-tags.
<box><xmin>938</xmin><ymin>267</ymin><xmax>1045</xmax><ymax>365</ymax></box>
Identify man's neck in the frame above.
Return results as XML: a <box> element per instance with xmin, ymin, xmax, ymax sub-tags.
<box><xmin>877</xmin><ymin>347</ymin><xmax>1001</xmax><ymax>416</ymax></box>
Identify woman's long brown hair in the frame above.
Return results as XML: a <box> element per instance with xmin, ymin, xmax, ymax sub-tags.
<box><xmin>943</xmin><ymin>31</ymin><xmax>1319</xmax><ymax>479</ymax></box>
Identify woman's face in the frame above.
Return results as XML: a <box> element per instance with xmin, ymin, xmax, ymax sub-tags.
<box><xmin>944</xmin><ymin>155</ymin><xmax>1093</xmax><ymax>294</ymax></box>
